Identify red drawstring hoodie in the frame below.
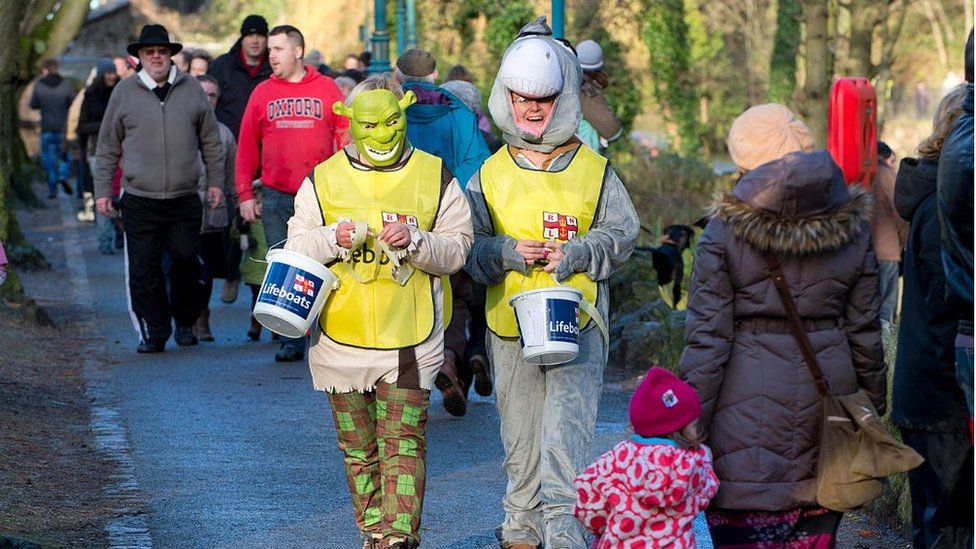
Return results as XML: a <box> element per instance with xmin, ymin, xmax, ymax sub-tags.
<box><xmin>236</xmin><ymin>66</ymin><xmax>348</xmax><ymax>202</ymax></box>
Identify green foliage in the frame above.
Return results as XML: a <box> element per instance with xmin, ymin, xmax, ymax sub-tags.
<box><xmin>484</xmin><ymin>3</ymin><xmax>535</xmax><ymax>61</ymax></box>
<box><xmin>610</xmin><ymin>140</ymin><xmax>719</xmax><ymax>235</ymax></box>
<box><xmin>768</xmin><ymin>0</ymin><xmax>802</xmax><ymax>104</ymax></box>
<box><xmin>642</xmin><ymin>0</ymin><xmax>701</xmax><ymax>156</ymax></box>
<box><xmin>201</xmin><ymin>0</ymin><xmax>281</xmax><ymax>39</ymax></box>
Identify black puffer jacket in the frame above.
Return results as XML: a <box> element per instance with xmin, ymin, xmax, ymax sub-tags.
<box><xmin>892</xmin><ymin>157</ymin><xmax>968</xmax><ymax>432</ymax></box>
<box><xmin>936</xmin><ymin>83</ymin><xmax>974</xmax><ymax>333</ymax></box>
<box><xmin>77</xmin><ymin>79</ymin><xmax>115</xmax><ymax>155</ymax></box>
<box><xmin>208</xmin><ymin>38</ymin><xmax>271</xmax><ymax>137</ymax></box>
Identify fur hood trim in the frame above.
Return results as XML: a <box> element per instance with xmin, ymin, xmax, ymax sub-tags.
<box><xmin>709</xmin><ymin>185</ymin><xmax>873</xmax><ymax>257</ymax></box>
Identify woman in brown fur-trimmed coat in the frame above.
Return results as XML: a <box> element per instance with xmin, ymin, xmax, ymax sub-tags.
<box><xmin>679</xmin><ymin>104</ymin><xmax>887</xmax><ymax>548</ymax></box>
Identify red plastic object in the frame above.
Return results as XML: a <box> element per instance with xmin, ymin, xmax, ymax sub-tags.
<box><xmin>828</xmin><ymin>77</ymin><xmax>877</xmax><ymax>187</ymax></box>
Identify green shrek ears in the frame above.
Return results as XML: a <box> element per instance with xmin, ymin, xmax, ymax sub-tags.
<box><xmin>333</xmin><ymin>89</ymin><xmax>417</xmax><ymax>167</ymax></box>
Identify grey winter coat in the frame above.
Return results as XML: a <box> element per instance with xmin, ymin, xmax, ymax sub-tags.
<box><xmin>679</xmin><ymin>150</ymin><xmax>887</xmax><ymax>511</ymax></box>
<box><xmin>94</xmin><ymin>70</ymin><xmax>225</xmax><ymax>201</ymax></box>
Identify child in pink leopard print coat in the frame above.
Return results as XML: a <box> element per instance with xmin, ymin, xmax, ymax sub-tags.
<box><xmin>574</xmin><ymin>367</ymin><xmax>718</xmax><ymax>548</ymax></box>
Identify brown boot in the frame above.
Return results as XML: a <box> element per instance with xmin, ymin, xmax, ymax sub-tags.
<box><xmin>470</xmin><ymin>353</ymin><xmax>493</xmax><ymax>396</ymax></box>
<box><xmin>434</xmin><ymin>354</ymin><xmax>467</xmax><ymax>417</ymax></box>
<box><xmin>247</xmin><ymin>316</ymin><xmax>262</xmax><ymax>341</ymax></box>
<box><xmin>194</xmin><ymin>308</ymin><xmax>214</xmax><ymax>341</ymax></box>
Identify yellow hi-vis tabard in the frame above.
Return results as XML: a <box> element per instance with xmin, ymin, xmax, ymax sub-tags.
<box><xmin>314</xmin><ymin>149</ymin><xmax>444</xmax><ymax>349</ymax></box>
<box><xmin>481</xmin><ymin>145</ymin><xmax>607</xmax><ymax>338</ymax></box>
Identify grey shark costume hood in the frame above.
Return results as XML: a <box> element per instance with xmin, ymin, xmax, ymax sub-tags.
<box><xmin>487</xmin><ymin>17</ymin><xmax>582</xmax><ymax>153</ymax></box>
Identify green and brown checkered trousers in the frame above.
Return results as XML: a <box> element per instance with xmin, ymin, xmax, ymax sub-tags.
<box><xmin>328</xmin><ymin>380</ymin><xmax>430</xmax><ymax>546</ymax></box>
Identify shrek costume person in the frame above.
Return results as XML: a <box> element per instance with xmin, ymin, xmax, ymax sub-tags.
<box><xmin>465</xmin><ymin>18</ymin><xmax>639</xmax><ymax>549</ymax></box>
<box><xmin>284</xmin><ymin>77</ymin><xmax>473</xmax><ymax>549</ymax></box>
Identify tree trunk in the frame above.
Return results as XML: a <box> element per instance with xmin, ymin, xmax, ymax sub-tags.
<box><xmin>769</xmin><ymin>0</ymin><xmax>802</xmax><ymax>103</ymax></box>
<box><xmin>1</xmin><ymin>0</ymin><xmax>88</xmax><ymax>315</ymax></box>
<box><xmin>965</xmin><ymin>0</ymin><xmax>973</xmax><ymax>36</ymax></box>
<box><xmin>0</xmin><ymin>0</ymin><xmax>32</xmax><ymax>304</ymax></box>
<box><xmin>844</xmin><ymin>0</ymin><xmax>883</xmax><ymax>77</ymax></box>
<box><xmin>922</xmin><ymin>0</ymin><xmax>950</xmax><ymax>68</ymax></box>
<box><xmin>35</xmin><ymin>0</ymin><xmax>91</xmax><ymax>65</ymax></box>
<box><xmin>875</xmin><ymin>0</ymin><xmax>909</xmax><ymax>133</ymax></box>
<box><xmin>800</xmin><ymin>0</ymin><xmax>830</xmax><ymax>145</ymax></box>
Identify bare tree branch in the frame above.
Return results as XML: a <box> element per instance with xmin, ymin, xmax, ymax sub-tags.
<box><xmin>21</xmin><ymin>0</ymin><xmax>59</xmax><ymax>38</ymax></box>
<box><xmin>922</xmin><ymin>0</ymin><xmax>949</xmax><ymax>68</ymax></box>
<box><xmin>35</xmin><ymin>0</ymin><xmax>90</xmax><ymax>64</ymax></box>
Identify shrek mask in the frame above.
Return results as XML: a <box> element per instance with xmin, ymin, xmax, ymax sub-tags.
<box><xmin>333</xmin><ymin>90</ymin><xmax>417</xmax><ymax>167</ymax></box>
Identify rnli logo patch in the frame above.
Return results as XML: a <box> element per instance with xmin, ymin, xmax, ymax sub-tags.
<box><xmin>542</xmin><ymin>212</ymin><xmax>578</xmax><ymax>241</ymax></box>
<box><xmin>293</xmin><ymin>274</ymin><xmax>316</xmax><ymax>297</ymax></box>
<box><xmin>382</xmin><ymin>212</ymin><xmax>419</xmax><ymax>228</ymax></box>
<box><xmin>662</xmin><ymin>389</ymin><xmax>679</xmax><ymax>408</ymax></box>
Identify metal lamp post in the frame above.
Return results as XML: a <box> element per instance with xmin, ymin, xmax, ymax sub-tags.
<box><xmin>368</xmin><ymin>0</ymin><xmax>392</xmax><ymax>73</ymax></box>
<box><xmin>551</xmin><ymin>0</ymin><xmax>565</xmax><ymax>38</ymax></box>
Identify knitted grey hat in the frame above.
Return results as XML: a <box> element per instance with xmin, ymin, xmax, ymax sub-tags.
<box><xmin>396</xmin><ymin>48</ymin><xmax>436</xmax><ymax>78</ymax></box>
<box><xmin>576</xmin><ymin>39</ymin><xmax>603</xmax><ymax>71</ymax></box>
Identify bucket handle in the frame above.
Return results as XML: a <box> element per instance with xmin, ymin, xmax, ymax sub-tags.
<box><xmin>548</xmin><ymin>273</ymin><xmax>610</xmax><ymax>357</ymax></box>
<box><xmin>247</xmin><ymin>236</ymin><xmax>291</xmax><ymax>265</ymax></box>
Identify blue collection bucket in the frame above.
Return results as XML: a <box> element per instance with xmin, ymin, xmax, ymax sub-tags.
<box><xmin>509</xmin><ymin>287</ymin><xmax>583</xmax><ymax>365</ymax></box>
<box><xmin>253</xmin><ymin>249</ymin><xmax>339</xmax><ymax>338</ymax></box>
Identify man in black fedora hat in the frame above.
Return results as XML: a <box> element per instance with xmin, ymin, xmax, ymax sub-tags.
<box><xmin>208</xmin><ymin>14</ymin><xmax>272</xmax><ymax>306</ymax></box>
<box><xmin>94</xmin><ymin>23</ymin><xmax>226</xmax><ymax>354</ymax></box>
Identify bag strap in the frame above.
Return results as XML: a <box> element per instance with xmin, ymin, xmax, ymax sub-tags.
<box><xmin>762</xmin><ymin>254</ymin><xmax>831</xmax><ymax>397</ymax></box>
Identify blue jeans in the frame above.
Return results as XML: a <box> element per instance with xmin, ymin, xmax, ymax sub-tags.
<box><xmin>97</xmin><ymin>212</ymin><xmax>116</xmax><ymax>254</ymax></box>
<box><xmin>40</xmin><ymin>132</ymin><xmax>69</xmax><ymax>195</ymax></box>
<box><xmin>956</xmin><ymin>338</ymin><xmax>974</xmax><ymax>417</ymax></box>
<box><xmin>261</xmin><ymin>186</ymin><xmax>305</xmax><ymax>356</ymax></box>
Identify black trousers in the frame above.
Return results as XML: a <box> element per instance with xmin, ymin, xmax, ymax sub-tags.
<box><xmin>120</xmin><ymin>193</ymin><xmax>203</xmax><ymax>343</ymax></box>
<box><xmin>900</xmin><ymin>427</ymin><xmax>974</xmax><ymax>548</ymax></box>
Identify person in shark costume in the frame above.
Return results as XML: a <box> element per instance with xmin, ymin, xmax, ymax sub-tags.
<box><xmin>285</xmin><ymin>76</ymin><xmax>472</xmax><ymax>549</ymax></box>
<box><xmin>465</xmin><ymin>17</ymin><xmax>639</xmax><ymax>549</ymax></box>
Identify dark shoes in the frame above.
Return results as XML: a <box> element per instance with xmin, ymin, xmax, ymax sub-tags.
<box><xmin>247</xmin><ymin>317</ymin><xmax>262</xmax><ymax>341</ymax></box>
<box><xmin>194</xmin><ymin>309</ymin><xmax>214</xmax><ymax>342</ymax></box>
<box><xmin>274</xmin><ymin>346</ymin><xmax>304</xmax><ymax>362</ymax></box>
<box><xmin>174</xmin><ymin>326</ymin><xmax>198</xmax><ymax>347</ymax></box>
<box><xmin>221</xmin><ymin>279</ymin><xmax>240</xmax><ymax>304</ymax></box>
<box><xmin>470</xmin><ymin>353</ymin><xmax>493</xmax><ymax>397</ymax></box>
<box><xmin>136</xmin><ymin>340</ymin><xmax>165</xmax><ymax>353</ymax></box>
<box><xmin>435</xmin><ymin>356</ymin><xmax>467</xmax><ymax>417</ymax></box>
<box><xmin>60</xmin><ymin>180</ymin><xmax>73</xmax><ymax>195</ymax></box>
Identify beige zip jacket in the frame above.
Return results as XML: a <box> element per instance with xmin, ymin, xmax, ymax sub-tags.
<box><xmin>285</xmin><ymin>146</ymin><xmax>473</xmax><ymax>393</ymax></box>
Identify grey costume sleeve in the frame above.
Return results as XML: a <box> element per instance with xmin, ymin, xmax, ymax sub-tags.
<box><xmin>197</xmin><ymin>93</ymin><xmax>225</xmax><ymax>189</ymax></box>
<box><xmin>555</xmin><ymin>166</ymin><xmax>639</xmax><ymax>281</ymax></box>
<box><xmin>463</xmin><ymin>170</ymin><xmax>531</xmax><ymax>285</ymax></box>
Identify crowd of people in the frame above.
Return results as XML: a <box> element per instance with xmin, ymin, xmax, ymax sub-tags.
<box><xmin>13</xmin><ymin>11</ymin><xmax>974</xmax><ymax>549</ymax></box>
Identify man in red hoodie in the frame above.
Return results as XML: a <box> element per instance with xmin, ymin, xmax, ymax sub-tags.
<box><xmin>236</xmin><ymin>24</ymin><xmax>347</xmax><ymax>362</ymax></box>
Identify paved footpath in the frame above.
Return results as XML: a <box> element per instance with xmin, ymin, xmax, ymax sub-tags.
<box><xmin>36</xmin><ymin>200</ymin><xmax>712</xmax><ymax>549</ymax></box>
